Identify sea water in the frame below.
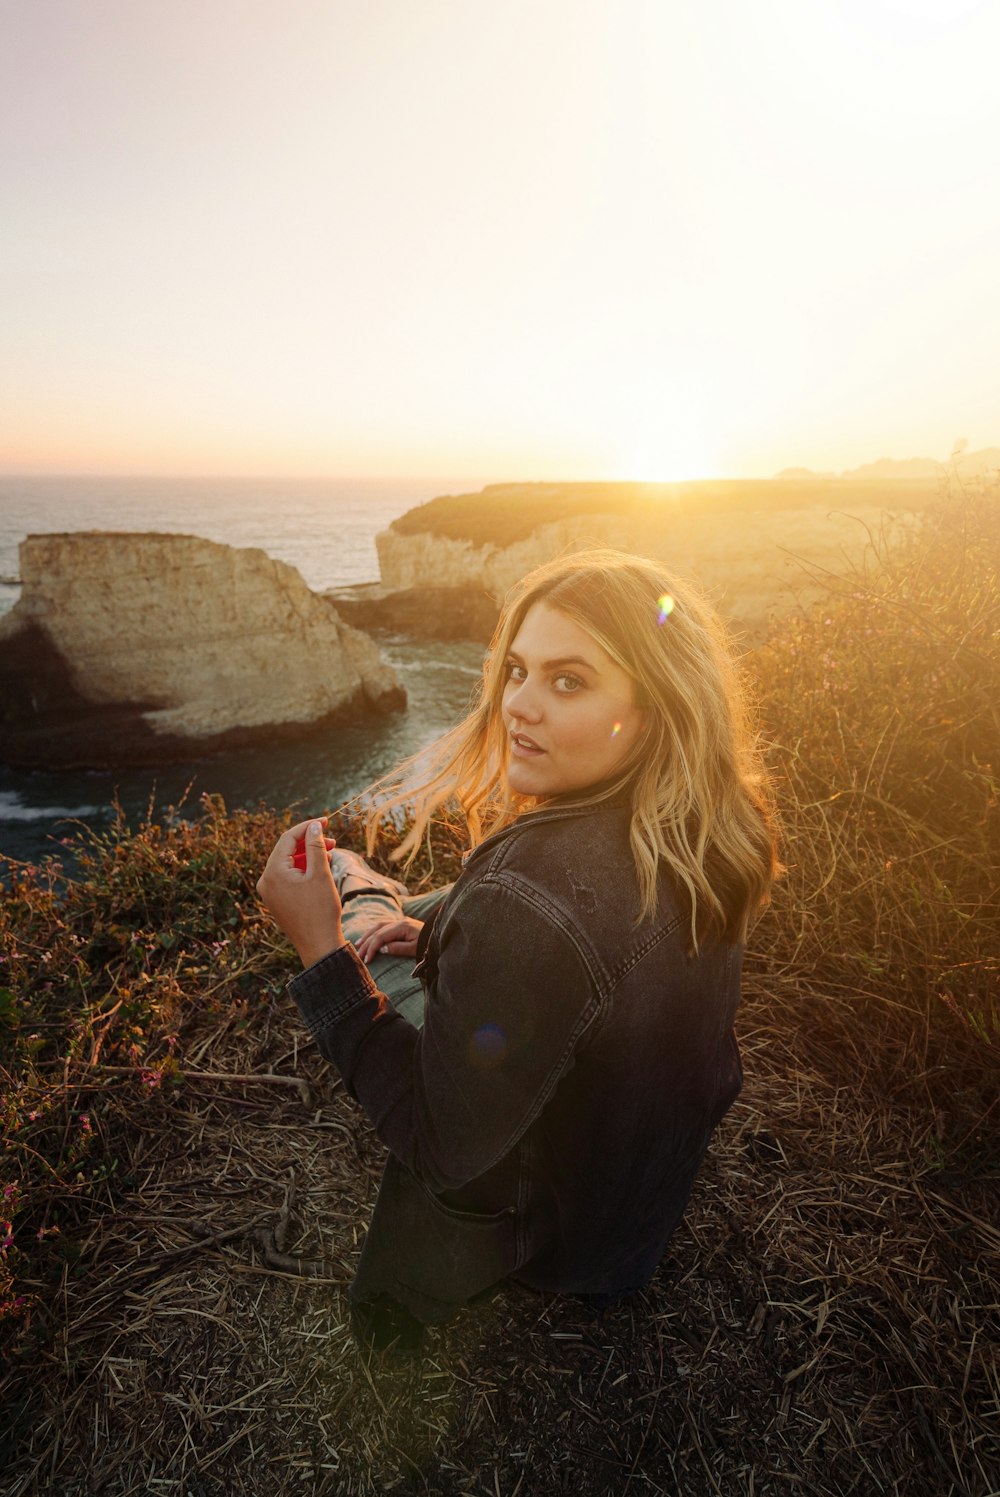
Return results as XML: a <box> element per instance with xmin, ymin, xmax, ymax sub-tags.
<box><xmin>0</xmin><ymin>474</ymin><xmax>486</xmax><ymax>867</ymax></box>
<box><xmin>0</xmin><ymin>473</ymin><xmax>476</xmax><ymax>603</ymax></box>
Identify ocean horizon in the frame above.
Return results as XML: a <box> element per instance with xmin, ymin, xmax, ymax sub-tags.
<box><xmin>0</xmin><ymin>473</ymin><xmax>489</xmax><ymax>866</ymax></box>
<box><xmin>0</xmin><ymin>472</ymin><xmax>487</xmax><ymax>616</ymax></box>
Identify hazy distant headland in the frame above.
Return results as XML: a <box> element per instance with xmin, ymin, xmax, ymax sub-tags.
<box><xmin>774</xmin><ymin>446</ymin><xmax>1000</xmax><ymax>482</ymax></box>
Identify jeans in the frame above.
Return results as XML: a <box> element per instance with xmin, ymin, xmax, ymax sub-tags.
<box><xmin>339</xmin><ymin>883</ymin><xmax>451</xmax><ymax>1029</ymax></box>
<box><xmin>336</xmin><ymin>876</ymin><xmax>453</xmax><ymax>1349</ymax></box>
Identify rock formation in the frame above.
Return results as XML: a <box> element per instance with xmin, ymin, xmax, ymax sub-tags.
<box><xmin>324</xmin><ymin>581</ymin><xmax>500</xmax><ymax>642</ymax></box>
<box><xmin>0</xmin><ymin>532</ymin><xmax>405</xmax><ymax>769</ymax></box>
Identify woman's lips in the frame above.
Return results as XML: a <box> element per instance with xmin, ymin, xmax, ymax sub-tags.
<box><xmin>510</xmin><ymin>731</ymin><xmax>545</xmax><ymax>757</ymax></box>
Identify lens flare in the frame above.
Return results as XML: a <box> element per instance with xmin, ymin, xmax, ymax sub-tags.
<box><xmin>656</xmin><ymin>593</ymin><xmax>675</xmax><ymax>625</ymax></box>
<box><xmin>469</xmin><ymin>1022</ymin><xmax>507</xmax><ymax>1068</ymax></box>
<box><xmin>611</xmin><ymin>721</ymin><xmax>622</xmax><ymax>737</ymax></box>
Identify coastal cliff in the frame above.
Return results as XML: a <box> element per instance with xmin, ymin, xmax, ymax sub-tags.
<box><xmin>373</xmin><ymin>479</ymin><xmax>939</xmax><ymax>638</ymax></box>
<box><xmin>0</xmin><ymin>532</ymin><xmax>405</xmax><ymax>769</ymax></box>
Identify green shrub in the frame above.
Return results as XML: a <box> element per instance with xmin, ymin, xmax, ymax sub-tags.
<box><xmin>0</xmin><ymin>797</ymin><xmax>465</xmax><ymax>1355</ymax></box>
<box><xmin>0</xmin><ymin>801</ymin><xmax>272</xmax><ymax>1339</ymax></box>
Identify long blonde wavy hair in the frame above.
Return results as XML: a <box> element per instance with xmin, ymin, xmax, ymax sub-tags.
<box><xmin>361</xmin><ymin>548</ymin><xmax>778</xmax><ymax>946</ymax></box>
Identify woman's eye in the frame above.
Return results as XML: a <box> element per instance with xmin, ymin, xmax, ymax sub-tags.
<box><xmin>504</xmin><ymin>660</ymin><xmax>582</xmax><ymax>692</ymax></box>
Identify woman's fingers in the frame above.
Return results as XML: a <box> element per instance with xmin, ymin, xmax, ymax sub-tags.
<box><xmin>355</xmin><ymin>917</ymin><xmax>423</xmax><ymax>964</ymax></box>
<box><xmin>356</xmin><ymin>923</ymin><xmax>406</xmax><ymax>962</ymax></box>
<box><xmin>256</xmin><ymin>818</ymin><xmax>346</xmax><ymax>970</ymax></box>
<box><xmin>302</xmin><ymin>819</ymin><xmax>336</xmax><ymax>872</ymax></box>
<box><xmin>264</xmin><ymin>816</ymin><xmax>334</xmax><ymax>870</ymax></box>
<box><xmin>283</xmin><ymin>814</ymin><xmax>328</xmax><ymax>845</ymax></box>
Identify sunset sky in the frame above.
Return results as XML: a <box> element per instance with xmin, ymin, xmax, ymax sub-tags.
<box><xmin>1</xmin><ymin>0</ymin><xmax>997</xmax><ymax>481</ymax></box>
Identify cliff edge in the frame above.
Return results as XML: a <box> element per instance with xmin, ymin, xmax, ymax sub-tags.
<box><xmin>0</xmin><ymin>532</ymin><xmax>405</xmax><ymax>769</ymax></box>
<box><xmin>374</xmin><ymin>478</ymin><xmax>940</xmax><ymax>638</ymax></box>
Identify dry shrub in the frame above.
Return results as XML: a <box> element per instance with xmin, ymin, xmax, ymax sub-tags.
<box><xmin>0</xmin><ymin>797</ymin><xmax>464</xmax><ymax>1370</ymax></box>
<box><xmin>751</xmin><ymin>481</ymin><xmax>999</xmax><ymax>1117</ymax></box>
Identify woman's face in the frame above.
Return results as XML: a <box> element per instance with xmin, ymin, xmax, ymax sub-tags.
<box><xmin>501</xmin><ymin>601</ymin><xmax>647</xmax><ymax>799</ymax></box>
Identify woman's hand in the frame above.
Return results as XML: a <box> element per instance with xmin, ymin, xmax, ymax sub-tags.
<box><xmin>256</xmin><ymin>817</ymin><xmax>343</xmax><ymax>969</ymax></box>
<box><xmin>355</xmin><ymin>917</ymin><xmax>425</xmax><ymax>966</ymax></box>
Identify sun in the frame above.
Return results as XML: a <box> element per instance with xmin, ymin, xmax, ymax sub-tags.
<box><xmin>611</xmin><ymin>436</ymin><xmax>716</xmax><ymax>484</ymax></box>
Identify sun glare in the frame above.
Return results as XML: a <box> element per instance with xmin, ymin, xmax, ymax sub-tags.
<box><xmin>613</xmin><ymin>438</ymin><xmax>716</xmax><ymax>483</ymax></box>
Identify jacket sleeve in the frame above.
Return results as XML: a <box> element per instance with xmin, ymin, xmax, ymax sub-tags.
<box><xmin>287</xmin><ymin>878</ymin><xmax>599</xmax><ymax>1192</ymax></box>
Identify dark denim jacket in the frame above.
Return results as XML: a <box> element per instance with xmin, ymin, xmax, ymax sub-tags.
<box><xmin>288</xmin><ymin>799</ymin><xmax>744</xmax><ymax>1324</ymax></box>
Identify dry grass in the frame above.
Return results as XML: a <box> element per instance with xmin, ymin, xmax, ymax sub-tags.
<box><xmin>1</xmin><ymin>487</ymin><xmax>997</xmax><ymax>1495</ymax></box>
<box><xmin>2</xmin><ymin>964</ymin><xmax>995</xmax><ymax>1495</ymax></box>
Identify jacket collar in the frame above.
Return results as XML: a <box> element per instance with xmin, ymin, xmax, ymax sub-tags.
<box><xmin>461</xmin><ymin>791</ymin><xmax>630</xmax><ymax>871</ymax></box>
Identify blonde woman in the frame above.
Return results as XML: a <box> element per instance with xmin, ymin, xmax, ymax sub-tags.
<box><xmin>257</xmin><ymin>550</ymin><xmax>778</xmax><ymax>1349</ymax></box>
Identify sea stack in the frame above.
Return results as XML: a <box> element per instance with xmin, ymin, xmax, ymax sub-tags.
<box><xmin>0</xmin><ymin>532</ymin><xmax>406</xmax><ymax>769</ymax></box>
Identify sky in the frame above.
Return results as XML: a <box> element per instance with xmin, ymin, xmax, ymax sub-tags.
<box><xmin>1</xmin><ymin>0</ymin><xmax>998</xmax><ymax>481</ymax></box>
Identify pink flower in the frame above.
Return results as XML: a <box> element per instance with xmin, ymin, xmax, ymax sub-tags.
<box><xmin>1</xmin><ymin>1221</ymin><xmax>13</xmax><ymax>1251</ymax></box>
<box><xmin>79</xmin><ymin>1114</ymin><xmax>92</xmax><ymax>1133</ymax></box>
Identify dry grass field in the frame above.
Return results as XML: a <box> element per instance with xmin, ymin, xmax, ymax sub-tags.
<box><xmin>1</xmin><ymin>485</ymin><xmax>997</xmax><ymax>1496</ymax></box>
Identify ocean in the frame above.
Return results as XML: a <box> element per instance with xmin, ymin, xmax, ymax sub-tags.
<box><xmin>0</xmin><ymin>474</ymin><xmax>488</xmax><ymax>868</ymax></box>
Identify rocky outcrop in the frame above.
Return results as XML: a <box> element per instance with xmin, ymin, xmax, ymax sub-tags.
<box><xmin>376</xmin><ymin>481</ymin><xmax>936</xmax><ymax>639</ymax></box>
<box><xmin>0</xmin><ymin>532</ymin><xmax>405</xmax><ymax>769</ymax></box>
<box><xmin>324</xmin><ymin>582</ymin><xmax>500</xmax><ymax>642</ymax></box>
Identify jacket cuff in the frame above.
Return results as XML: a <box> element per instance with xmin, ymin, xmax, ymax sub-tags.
<box><xmin>287</xmin><ymin>942</ymin><xmax>381</xmax><ymax>1040</ymax></box>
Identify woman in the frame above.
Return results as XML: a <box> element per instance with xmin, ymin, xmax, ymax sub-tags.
<box><xmin>257</xmin><ymin>549</ymin><xmax>778</xmax><ymax>1347</ymax></box>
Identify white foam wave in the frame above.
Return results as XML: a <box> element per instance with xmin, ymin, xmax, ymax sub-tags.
<box><xmin>391</xmin><ymin>659</ymin><xmax>482</xmax><ymax>676</ymax></box>
<box><xmin>0</xmin><ymin>792</ymin><xmax>103</xmax><ymax>824</ymax></box>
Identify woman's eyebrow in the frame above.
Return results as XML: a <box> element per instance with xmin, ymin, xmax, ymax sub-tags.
<box><xmin>506</xmin><ymin>650</ymin><xmax>600</xmax><ymax>673</ymax></box>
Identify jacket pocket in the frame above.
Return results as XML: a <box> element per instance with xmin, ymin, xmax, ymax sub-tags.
<box><xmin>353</xmin><ymin>1157</ymin><xmax>519</xmax><ymax>1322</ymax></box>
<box><xmin>397</xmin><ymin>1175</ymin><xmax>518</xmax><ymax>1302</ymax></box>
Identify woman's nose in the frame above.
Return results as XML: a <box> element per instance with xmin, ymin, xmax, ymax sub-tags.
<box><xmin>505</xmin><ymin>678</ymin><xmax>542</xmax><ymax>722</ymax></box>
